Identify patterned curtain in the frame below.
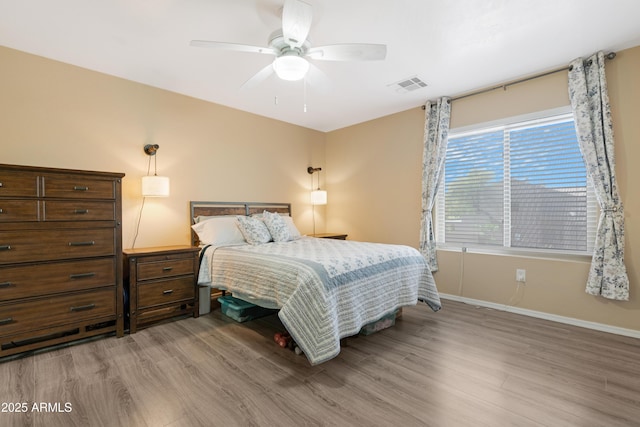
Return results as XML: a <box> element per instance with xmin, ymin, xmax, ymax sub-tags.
<box><xmin>568</xmin><ymin>51</ymin><xmax>629</xmax><ymax>301</ymax></box>
<box><xmin>419</xmin><ymin>97</ymin><xmax>451</xmax><ymax>272</ymax></box>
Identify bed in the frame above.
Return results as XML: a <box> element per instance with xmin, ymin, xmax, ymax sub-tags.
<box><xmin>190</xmin><ymin>201</ymin><xmax>441</xmax><ymax>365</ymax></box>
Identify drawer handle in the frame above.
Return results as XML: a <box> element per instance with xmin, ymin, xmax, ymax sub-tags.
<box><xmin>0</xmin><ymin>317</ymin><xmax>13</xmax><ymax>326</ymax></box>
<box><xmin>70</xmin><ymin>304</ymin><xmax>96</xmax><ymax>312</ymax></box>
<box><xmin>74</xmin><ymin>209</ymin><xmax>89</xmax><ymax>214</ymax></box>
<box><xmin>69</xmin><ymin>272</ymin><xmax>96</xmax><ymax>279</ymax></box>
<box><xmin>0</xmin><ymin>208</ymin><xmax>3</xmax><ymax>214</ymax></box>
<box><xmin>162</xmin><ymin>267</ymin><xmax>173</xmax><ymax>272</ymax></box>
<box><xmin>69</xmin><ymin>241</ymin><xmax>95</xmax><ymax>247</ymax></box>
<box><xmin>73</xmin><ymin>186</ymin><xmax>89</xmax><ymax>191</ymax></box>
<box><xmin>0</xmin><ymin>245</ymin><xmax>11</xmax><ymax>251</ymax></box>
<box><xmin>163</xmin><ymin>289</ymin><xmax>174</xmax><ymax>295</ymax></box>
<box><xmin>0</xmin><ymin>281</ymin><xmax>12</xmax><ymax>288</ymax></box>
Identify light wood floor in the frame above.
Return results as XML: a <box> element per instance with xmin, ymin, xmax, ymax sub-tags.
<box><xmin>1</xmin><ymin>299</ymin><xmax>639</xmax><ymax>427</ymax></box>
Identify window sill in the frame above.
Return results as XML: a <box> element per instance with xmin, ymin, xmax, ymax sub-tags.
<box><xmin>436</xmin><ymin>245</ymin><xmax>592</xmax><ymax>263</ymax></box>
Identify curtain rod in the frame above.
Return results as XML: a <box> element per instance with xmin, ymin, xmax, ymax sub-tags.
<box><xmin>422</xmin><ymin>51</ymin><xmax>616</xmax><ymax>109</ymax></box>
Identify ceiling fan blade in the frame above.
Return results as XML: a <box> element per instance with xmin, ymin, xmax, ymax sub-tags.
<box><xmin>240</xmin><ymin>63</ymin><xmax>275</xmax><ymax>91</ymax></box>
<box><xmin>190</xmin><ymin>40</ymin><xmax>276</xmax><ymax>55</ymax></box>
<box><xmin>306</xmin><ymin>44</ymin><xmax>387</xmax><ymax>61</ymax></box>
<box><xmin>282</xmin><ymin>0</ymin><xmax>313</xmax><ymax>49</ymax></box>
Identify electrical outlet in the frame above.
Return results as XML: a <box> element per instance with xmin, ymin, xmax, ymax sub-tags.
<box><xmin>516</xmin><ymin>269</ymin><xmax>526</xmax><ymax>283</ymax></box>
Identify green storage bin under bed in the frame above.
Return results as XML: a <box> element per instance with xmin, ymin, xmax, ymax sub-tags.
<box><xmin>218</xmin><ymin>296</ymin><xmax>277</xmax><ymax>323</ymax></box>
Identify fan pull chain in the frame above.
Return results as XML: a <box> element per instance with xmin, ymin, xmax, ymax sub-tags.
<box><xmin>303</xmin><ymin>78</ymin><xmax>308</xmax><ymax>113</ymax></box>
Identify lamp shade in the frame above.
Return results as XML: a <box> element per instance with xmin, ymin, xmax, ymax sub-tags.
<box><xmin>273</xmin><ymin>55</ymin><xmax>309</xmax><ymax>81</ymax></box>
<box><xmin>310</xmin><ymin>189</ymin><xmax>327</xmax><ymax>205</ymax></box>
<box><xmin>142</xmin><ymin>175</ymin><xmax>170</xmax><ymax>197</ymax></box>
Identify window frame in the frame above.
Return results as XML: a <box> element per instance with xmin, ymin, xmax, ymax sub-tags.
<box><xmin>435</xmin><ymin>106</ymin><xmax>597</xmax><ymax>260</ymax></box>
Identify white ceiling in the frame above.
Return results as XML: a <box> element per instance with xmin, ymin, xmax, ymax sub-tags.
<box><xmin>2</xmin><ymin>0</ymin><xmax>640</xmax><ymax>132</ymax></box>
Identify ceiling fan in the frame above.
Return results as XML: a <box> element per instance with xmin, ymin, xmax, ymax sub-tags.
<box><xmin>190</xmin><ymin>0</ymin><xmax>387</xmax><ymax>87</ymax></box>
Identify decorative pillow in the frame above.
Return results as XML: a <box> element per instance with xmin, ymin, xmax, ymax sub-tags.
<box><xmin>191</xmin><ymin>216</ymin><xmax>246</xmax><ymax>245</ymax></box>
<box><xmin>262</xmin><ymin>210</ymin><xmax>290</xmax><ymax>242</ymax></box>
<box><xmin>236</xmin><ymin>216</ymin><xmax>272</xmax><ymax>245</ymax></box>
<box><xmin>282</xmin><ymin>216</ymin><xmax>302</xmax><ymax>240</ymax></box>
<box><xmin>250</xmin><ymin>211</ymin><xmax>301</xmax><ymax>240</ymax></box>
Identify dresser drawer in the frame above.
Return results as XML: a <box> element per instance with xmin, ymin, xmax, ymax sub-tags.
<box><xmin>136</xmin><ymin>258</ymin><xmax>195</xmax><ymax>281</ymax></box>
<box><xmin>137</xmin><ymin>276</ymin><xmax>195</xmax><ymax>309</ymax></box>
<box><xmin>0</xmin><ymin>258</ymin><xmax>116</xmax><ymax>301</ymax></box>
<box><xmin>42</xmin><ymin>176</ymin><xmax>115</xmax><ymax>200</ymax></box>
<box><xmin>0</xmin><ymin>170</ymin><xmax>38</xmax><ymax>197</ymax></box>
<box><xmin>0</xmin><ymin>228</ymin><xmax>115</xmax><ymax>264</ymax></box>
<box><xmin>43</xmin><ymin>201</ymin><xmax>115</xmax><ymax>221</ymax></box>
<box><xmin>0</xmin><ymin>288</ymin><xmax>116</xmax><ymax>337</ymax></box>
<box><xmin>0</xmin><ymin>200</ymin><xmax>39</xmax><ymax>222</ymax></box>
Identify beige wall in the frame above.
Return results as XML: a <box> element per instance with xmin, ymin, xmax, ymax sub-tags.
<box><xmin>0</xmin><ymin>46</ymin><xmax>325</xmax><ymax>248</ymax></box>
<box><xmin>326</xmin><ymin>46</ymin><xmax>640</xmax><ymax>332</ymax></box>
<box><xmin>2</xmin><ymin>43</ymin><xmax>638</xmax><ymax>333</ymax></box>
<box><xmin>324</xmin><ymin>109</ymin><xmax>425</xmax><ymax>245</ymax></box>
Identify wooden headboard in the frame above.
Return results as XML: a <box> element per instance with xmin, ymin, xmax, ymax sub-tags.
<box><xmin>189</xmin><ymin>201</ymin><xmax>292</xmax><ymax>246</ymax></box>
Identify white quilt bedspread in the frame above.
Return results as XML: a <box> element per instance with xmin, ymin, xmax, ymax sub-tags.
<box><xmin>198</xmin><ymin>237</ymin><xmax>441</xmax><ymax>365</ymax></box>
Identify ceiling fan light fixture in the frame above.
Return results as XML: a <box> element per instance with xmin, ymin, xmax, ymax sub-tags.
<box><xmin>273</xmin><ymin>54</ymin><xmax>309</xmax><ymax>81</ymax></box>
<box><xmin>190</xmin><ymin>0</ymin><xmax>388</xmax><ymax>88</ymax></box>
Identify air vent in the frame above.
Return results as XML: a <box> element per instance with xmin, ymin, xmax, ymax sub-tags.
<box><xmin>388</xmin><ymin>76</ymin><xmax>428</xmax><ymax>93</ymax></box>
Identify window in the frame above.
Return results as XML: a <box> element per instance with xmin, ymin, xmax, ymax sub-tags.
<box><xmin>435</xmin><ymin>109</ymin><xmax>597</xmax><ymax>255</ymax></box>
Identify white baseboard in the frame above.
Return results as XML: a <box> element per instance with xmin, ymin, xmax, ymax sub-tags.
<box><xmin>439</xmin><ymin>293</ymin><xmax>640</xmax><ymax>340</ymax></box>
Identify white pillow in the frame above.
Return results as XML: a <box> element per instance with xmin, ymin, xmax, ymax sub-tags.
<box><xmin>236</xmin><ymin>216</ymin><xmax>272</xmax><ymax>245</ymax></box>
<box><xmin>194</xmin><ymin>215</ymin><xmax>221</xmax><ymax>223</ymax></box>
<box><xmin>262</xmin><ymin>210</ymin><xmax>290</xmax><ymax>242</ymax></box>
<box><xmin>282</xmin><ymin>216</ymin><xmax>301</xmax><ymax>240</ymax></box>
<box><xmin>191</xmin><ymin>216</ymin><xmax>246</xmax><ymax>245</ymax></box>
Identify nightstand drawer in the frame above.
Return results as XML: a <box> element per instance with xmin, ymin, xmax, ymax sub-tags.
<box><xmin>42</xmin><ymin>176</ymin><xmax>115</xmax><ymax>199</ymax></box>
<box><xmin>0</xmin><ymin>200</ymin><xmax>39</xmax><ymax>222</ymax></box>
<box><xmin>0</xmin><ymin>258</ymin><xmax>116</xmax><ymax>301</ymax></box>
<box><xmin>136</xmin><ymin>258</ymin><xmax>195</xmax><ymax>281</ymax></box>
<box><xmin>137</xmin><ymin>276</ymin><xmax>195</xmax><ymax>309</ymax></box>
<box><xmin>0</xmin><ymin>288</ymin><xmax>116</xmax><ymax>337</ymax></box>
<box><xmin>43</xmin><ymin>201</ymin><xmax>115</xmax><ymax>221</ymax></box>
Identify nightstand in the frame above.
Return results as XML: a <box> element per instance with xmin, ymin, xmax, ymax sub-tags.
<box><xmin>123</xmin><ymin>245</ymin><xmax>200</xmax><ymax>333</ymax></box>
<box><xmin>310</xmin><ymin>233</ymin><xmax>348</xmax><ymax>240</ymax></box>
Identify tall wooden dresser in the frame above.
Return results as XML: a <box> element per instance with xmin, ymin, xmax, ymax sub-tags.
<box><xmin>0</xmin><ymin>163</ymin><xmax>125</xmax><ymax>358</ymax></box>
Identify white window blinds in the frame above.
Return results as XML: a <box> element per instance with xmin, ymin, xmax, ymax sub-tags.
<box><xmin>436</xmin><ymin>112</ymin><xmax>597</xmax><ymax>254</ymax></box>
